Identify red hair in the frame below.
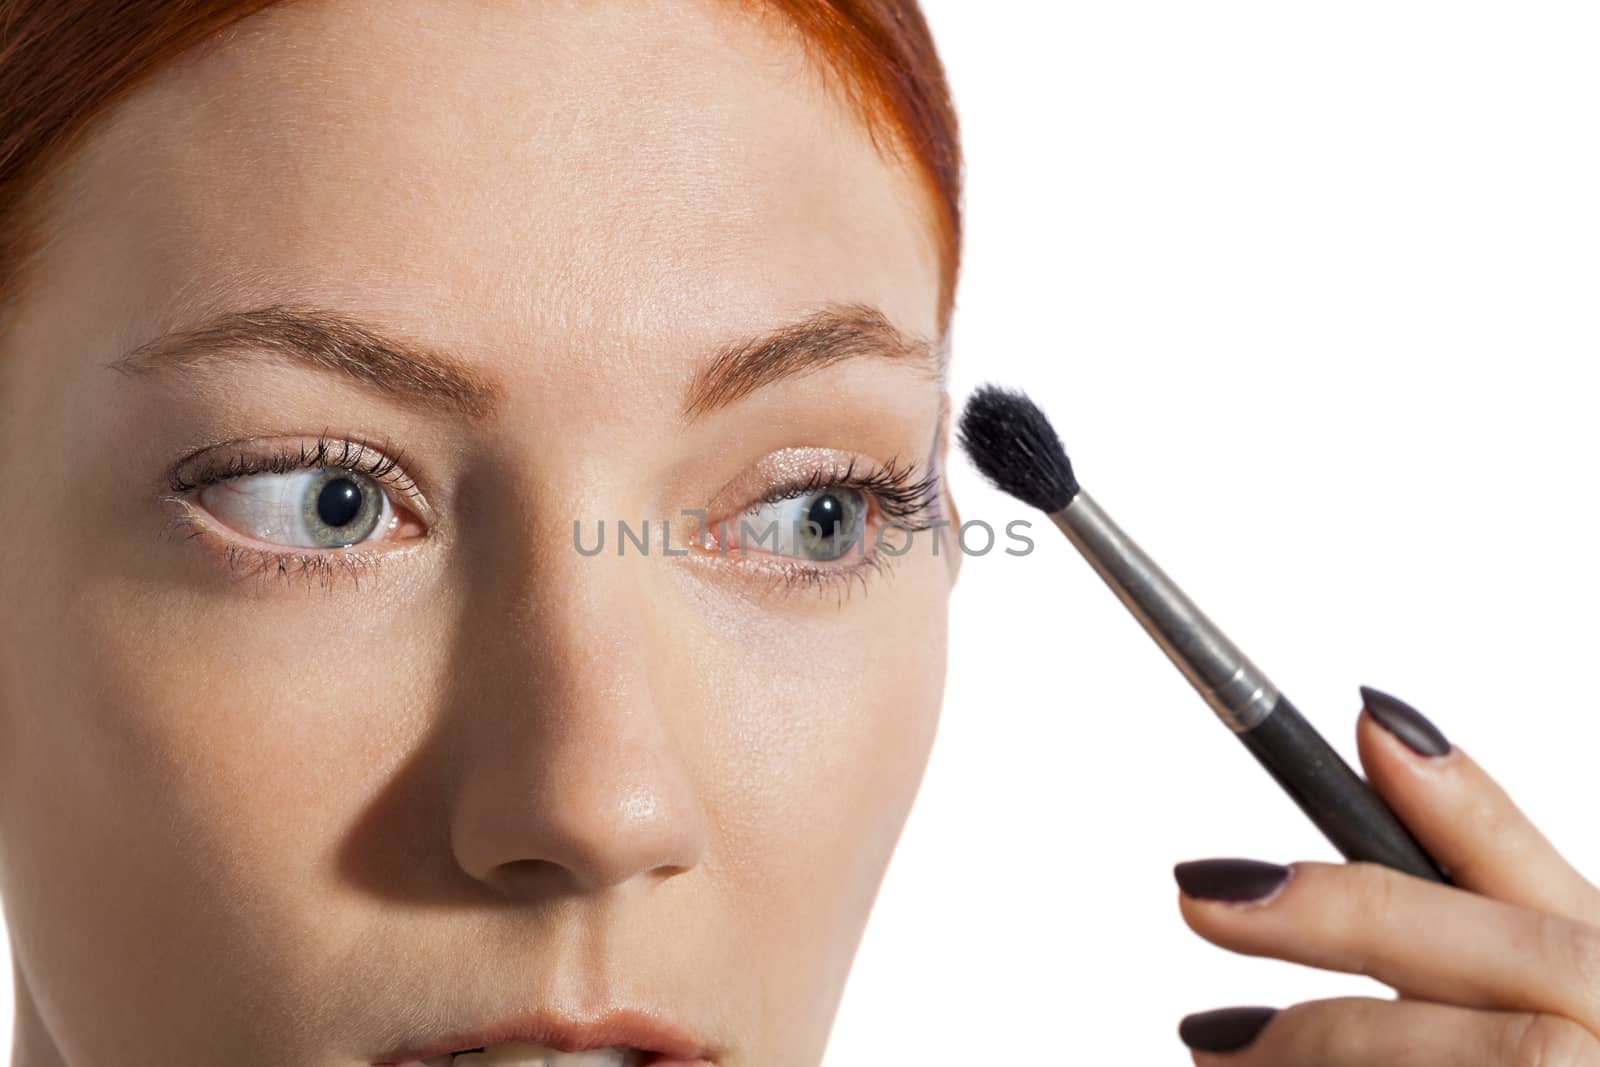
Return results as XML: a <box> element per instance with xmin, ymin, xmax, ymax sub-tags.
<box><xmin>0</xmin><ymin>1</ymin><xmax>962</xmax><ymax>334</ymax></box>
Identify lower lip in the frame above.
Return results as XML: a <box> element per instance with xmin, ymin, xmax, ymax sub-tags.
<box><xmin>390</xmin><ymin>1059</ymin><xmax>713</xmax><ymax>1066</ymax></box>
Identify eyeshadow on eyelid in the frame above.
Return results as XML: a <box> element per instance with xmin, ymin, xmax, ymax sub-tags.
<box><xmin>755</xmin><ymin>447</ymin><xmax>852</xmax><ymax>485</ymax></box>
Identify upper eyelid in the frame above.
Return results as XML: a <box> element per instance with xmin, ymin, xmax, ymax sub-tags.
<box><xmin>165</xmin><ymin>437</ymin><xmax>437</xmax><ymax>551</ymax></box>
<box><xmin>171</xmin><ymin>435</ymin><xmax>429</xmax><ymax>505</ymax></box>
<box><xmin>713</xmin><ymin>447</ymin><xmax>934</xmax><ymax>511</ymax></box>
<box><xmin>749</xmin><ymin>457</ymin><xmax>941</xmax><ymax>520</ymax></box>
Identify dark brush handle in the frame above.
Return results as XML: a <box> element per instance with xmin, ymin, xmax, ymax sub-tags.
<box><xmin>1237</xmin><ymin>694</ymin><xmax>1451</xmax><ymax>883</ymax></box>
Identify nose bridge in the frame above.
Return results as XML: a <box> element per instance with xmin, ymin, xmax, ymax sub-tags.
<box><xmin>446</xmin><ymin>516</ymin><xmax>706</xmax><ymax>897</ymax></box>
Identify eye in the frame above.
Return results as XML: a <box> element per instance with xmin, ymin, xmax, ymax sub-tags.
<box><xmin>198</xmin><ymin>465</ymin><xmax>404</xmax><ymax>549</ymax></box>
<box><xmin>738</xmin><ymin>486</ymin><xmax>869</xmax><ymax>561</ymax></box>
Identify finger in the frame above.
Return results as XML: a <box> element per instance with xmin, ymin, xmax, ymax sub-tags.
<box><xmin>1174</xmin><ymin>858</ymin><xmax>1600</xmax><ymax>1032</ymax></box>
<box><xmin>1178</xmin><ymin>996</ymin><xmax>1600</xmax><ymax>1066</ymax></box>
<box><xmin>1355</xmin><ymin>685</ymin><xmax>1599</xmax><ymax>925</ymax></box>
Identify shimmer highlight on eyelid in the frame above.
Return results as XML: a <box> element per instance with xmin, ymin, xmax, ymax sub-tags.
<box><xmin>709</xmin><ymin>446</ymin><xmax>882</xmax><ymax>514</ymax></box>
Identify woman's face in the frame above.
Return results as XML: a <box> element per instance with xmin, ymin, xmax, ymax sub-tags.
<box><xmin>0</xmin><ymin>2</ymin><xmax>954</xmax><ymax>1065</ymax></box>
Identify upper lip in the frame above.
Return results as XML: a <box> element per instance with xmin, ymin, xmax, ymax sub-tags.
<box><xmin>373</xmin><ymin>1006</ymin><xmax>715</xmax><ymax>1063</ymax></box>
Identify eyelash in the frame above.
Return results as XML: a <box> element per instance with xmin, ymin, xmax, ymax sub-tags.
<box><xmin>161</xmin><ymin>435</ymin><xmax>944</xmax><ymax>600</ymax></box>
<box><xmin>761</xmin><ymin>454</ymin><xmax>942</xmax><ymax>527</ymax></box>
<box><xmin>730</xmin><ymin>455</ymin><xmax>943</xmax><ymax>602</ymax></box>
<box><xmin>167</xmin><ymin>431</ymin><xmax>421</xmax><ymax>498</ymax></box>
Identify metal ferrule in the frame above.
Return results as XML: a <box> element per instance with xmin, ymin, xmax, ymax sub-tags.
<box><xmin>1050</xmin><ymin>490</ymin><xmax>1278</xmax><ymax>732</ymax></box>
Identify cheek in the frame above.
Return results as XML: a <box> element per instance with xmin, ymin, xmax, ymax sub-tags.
<box><xmin>683</xmin><ymin>562</ymin><xmax>949</xmax><ymax>1013</ymax></box>
<box><xmin>0</xmin><ymin>576</ymin><xmax>434</xmax><ymax>1058</ymax></box>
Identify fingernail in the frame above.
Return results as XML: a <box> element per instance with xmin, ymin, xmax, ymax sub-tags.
<box><xmin>1173</xmin><ymin>858</ymin><xmax>1291</xmax><ymax>902</ymax></box>
<box><xmin>1179</xmin><ymin>1006</ymin><xmax>1279</xmax><ymax>1052</ymax></box>
<box><xmin>1360</xmin><ymin>685</ymin><xmax>1451</xmax><ymax>757</ymax></box>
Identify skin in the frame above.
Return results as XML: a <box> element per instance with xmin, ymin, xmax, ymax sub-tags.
<box><xmin>0</xmin><ymin>1</ymin><xmax>957</xmax><ymax>1065</ymax></box>
<box><xmin>1177</xmin><ymin>705</ymin><xmax>1600</xmax><ymax>1065</ymax></box>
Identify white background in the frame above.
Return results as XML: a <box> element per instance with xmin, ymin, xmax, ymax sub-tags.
<box><xmin>830</xmin><ymin>1</ymin><xmax>1600</xmax><ymax>1064</ymax></box>
<box><xmin>5</xmin><ymin>2</ymin><xmax>1600</xmax><ymax>1064</ymax></box>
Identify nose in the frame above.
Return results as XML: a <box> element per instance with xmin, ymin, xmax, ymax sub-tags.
<box><xmin>446</xmin><ymin>540</ymin><xmax>707</xmax><ymax>897</ymax></box>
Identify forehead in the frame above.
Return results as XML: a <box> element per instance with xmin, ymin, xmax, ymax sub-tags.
<box><xmin>37</xmin><ymin>0</ymin><xmax>941</xmax><ymax>407</ymax></box>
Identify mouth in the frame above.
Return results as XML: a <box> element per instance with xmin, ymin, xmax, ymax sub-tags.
<box><xmin>407</xmin><ymin>1048</ymin><xmax>705</xmax><ymax>1066</ymax></box>
<box><xmin>374</xmin><ymin>1008</ymin><xmax>716</xmax><ymax>1067</ymax></box>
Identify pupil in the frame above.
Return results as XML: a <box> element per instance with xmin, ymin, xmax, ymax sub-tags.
<box><xmin>317</xmin><ymin>477</ymin><xmax>363</xmax><ymax>528</ymax></box>
<box><xmin>807</xmin><ymin>493</ymin><xmax>843</xmax><ymax>539</ymax></box>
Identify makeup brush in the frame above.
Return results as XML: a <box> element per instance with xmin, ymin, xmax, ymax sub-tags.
<box><xmin>958</xmin><ymin>383</ymin><xmax>1449</xmax><ymax>884</ymax></box>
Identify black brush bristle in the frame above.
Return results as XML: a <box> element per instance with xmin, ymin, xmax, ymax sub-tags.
<box><xmin>957</xmin><ymin>383</ymin><xmax>1080</xmax><ymax>512</ymax></box>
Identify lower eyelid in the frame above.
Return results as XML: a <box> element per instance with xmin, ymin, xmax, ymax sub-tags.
<box><xmin>158</xmin><ymin>497</ymin><xmax>411</xmax><ymax>591</ymax></box>
<box><xmin>685</xmin><ymin>508</ymin><xmax>908</xmax><ymax>605</ymax></box>
<box><xmin>685</xmin><ymin>541</ymin><xmax>891</xmax><ymax>589</ymax></box>
<box><xmin>757</xmin><ymin>553</ymin><xmax>896</xmax><ymax>603</ymax></box>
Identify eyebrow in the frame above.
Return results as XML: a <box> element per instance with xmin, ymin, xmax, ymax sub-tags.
<box><xmin>104</xmin><ymin>304</ymin><xmax>506</xmax><ymax>419</ymax></box>
<box><xmin>104</xmin><ymin>301</ymin><xmax>939</xmax><ymax>422</ymax></box>
<box><xmin>681</xmin><ymin>302</ymin><xmax>939</xmax><ymax>420</ymax></box>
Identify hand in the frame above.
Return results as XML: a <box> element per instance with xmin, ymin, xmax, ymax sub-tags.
<box><xmin>1173</xmin><ymin>685</ymin><xmax>1600</xmax><ymax>1065</ymax></box>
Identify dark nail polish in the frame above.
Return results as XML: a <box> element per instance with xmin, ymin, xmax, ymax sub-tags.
<box><xmin>1174</xmin><ymin>858</ymin><xmax>1291</xmax><ymax>902</ymax></box>
<box><xmin>1360</xmin><ymin>685</ymin><xmax>1451</xmax><ymax>757</ymax></box>
<box><xmin>1179</xmin><ymin>1006</ymin><xmax>1279</xmax><ymax>1052</ymax></box>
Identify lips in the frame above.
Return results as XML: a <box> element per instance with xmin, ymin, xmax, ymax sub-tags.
<box><xmin>395</xmin><ymin>1056</ymin><xmax>712</xmax><ymax>1067</ymax></box>
<box><xmin>413</xmin><ymin>1052</ymin><xmax>637</xmax><ymax>1067</ymax></box>
<box><xmin>372</xmin><ymin>1007</ymin><xmax>716</xmax><ymax>1066</ymax></box>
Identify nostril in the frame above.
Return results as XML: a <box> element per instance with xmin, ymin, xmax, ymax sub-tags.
<box><xmin>485</xmin><ymin>857</ymin><xmax>573</xmax><ymax>897</ymax></box>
